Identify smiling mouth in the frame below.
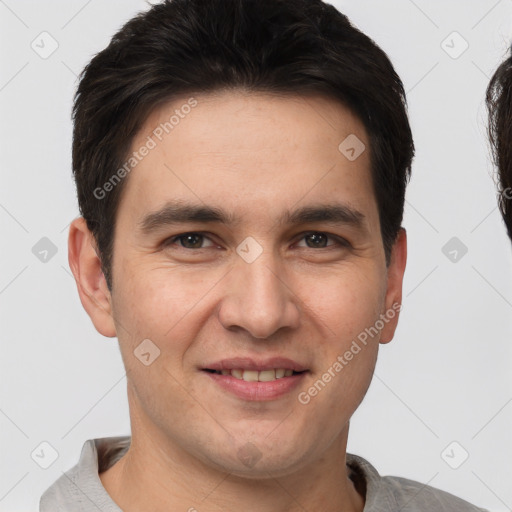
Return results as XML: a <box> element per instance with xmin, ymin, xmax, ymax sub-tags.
<box><xmin>203</xmin><ymin>368</ymin><xmax>306</xmax><ymax>382</ymax></box>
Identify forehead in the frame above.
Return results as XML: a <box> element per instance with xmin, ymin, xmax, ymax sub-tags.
<box><xmin>117</xmin><ymin>90</ymin><xmax>377</xmax><ymax>227</ymax></box>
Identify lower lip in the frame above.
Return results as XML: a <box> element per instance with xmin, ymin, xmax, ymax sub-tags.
<box><xmin>203</xmin><ymin>371</ymin><xmax>307</xmax><ymax>401</ymax></box>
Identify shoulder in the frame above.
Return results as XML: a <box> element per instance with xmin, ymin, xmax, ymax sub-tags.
<box><xmin>380</xmin><ymin>474</ymin><xmax>489</xmax><ymax>511</ymax></box>
<box><xmin>39</xmin><ymin>439</ymin><xmax>95</xmax><ymax>511</ymax></box>
<box><xmin>39</xmin><ymin>436</ymin><xmax>130</xmax><ymax>512</ymax></box>
<box><xmin>346</xmin><ymin>453</ymin><xmax>489</xmax><ymax>512</ymax></box>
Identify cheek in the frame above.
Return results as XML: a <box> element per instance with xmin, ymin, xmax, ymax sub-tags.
<box><xmin>110</xmin><ymin>266</ymin><xmax>204</xmax><ymax>427</ymax></box>
<box><xmin>112</xmin><ymin>258</ymin><xmax>217</xmax><ymax>342</ymax></box>
<box><xmin>301</xmin><ymin>263</ymin><xmax>386</xmax><ymax>342</ymax></box>
<box><xmin>296</xmin><ymin>265</ymin><xmax>385</xmax><ymax>404</ymax></box>
<box><xmin>110</xmin><ymin>260</ymin><xmax>226</xmax><ymax>416</ymax></box>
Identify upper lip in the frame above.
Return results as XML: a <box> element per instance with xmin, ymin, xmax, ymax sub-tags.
<box><xmin>203</xmin><ymin>357</ymin><xmax>308</xmax><ymax>372</ymax></box>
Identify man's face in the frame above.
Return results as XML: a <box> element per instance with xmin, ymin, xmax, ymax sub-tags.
<box><xmin>94</xmin><ymin>91</ymin><xmax>405</xmax><ymax>476</ymax></box>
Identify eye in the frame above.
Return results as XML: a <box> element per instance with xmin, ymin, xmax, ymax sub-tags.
<box><xmin>162</xmin><ymin>231</ymin><xmax>350</xmax><ymax>252</ymax></box>
<box><xmin>295</xmin><ymin>231</ymin><xmax>350</xmax><ymax>249</ymax></box>
<box><xmin>164</xmin><ymin>232</ymin><xmax>217</xmax><ymax>249</ymax></box>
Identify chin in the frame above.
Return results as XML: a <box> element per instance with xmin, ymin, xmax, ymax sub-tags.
<box><xmin>195</xmin><ymin>434</ymin><xmax>313</xmax><ymax>479</ymax></box>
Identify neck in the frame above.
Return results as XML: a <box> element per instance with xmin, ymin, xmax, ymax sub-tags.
<box><xmin>100</xmin><ymin>402</ymin><xmax>365</xmax><ymax>512</ymax></box>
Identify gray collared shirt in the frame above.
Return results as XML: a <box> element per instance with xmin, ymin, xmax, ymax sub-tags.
<box><xmin>40</xmin><ymin>436</ymin><xmax>489</xmax><ymax>512</ymax></box>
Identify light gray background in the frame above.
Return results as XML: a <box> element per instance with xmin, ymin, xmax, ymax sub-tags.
<box><xmin>1</xmin><ymin>0</ymin><xmax>511</xmax><ymax>510</ymax></box>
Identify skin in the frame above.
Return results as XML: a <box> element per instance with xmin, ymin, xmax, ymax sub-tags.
<box><xmin>68</xmin><ymin>91</ymin><xmax>407</xmax><ymax>512</ymax></box>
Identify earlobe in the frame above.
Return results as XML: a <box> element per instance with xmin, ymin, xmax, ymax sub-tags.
<box><xmin>68</xmin><ymin>217</ymin><xmax>117</xmax><ymax>338</ymax></box>
<box><xmin>379</xmin><ymin>227</ymin><xmax>407</xmax><ymax>344</ymax></box>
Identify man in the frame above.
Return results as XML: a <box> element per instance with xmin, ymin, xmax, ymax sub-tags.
<box><xmin>487</xmin><ymin>46</ymin><xmax>512</xmax><ymax>240</ymax></box>
<box><xmin>40</xmin><ymin>0</ymin><xmax>487</xmax><ymax>510</ymax></box>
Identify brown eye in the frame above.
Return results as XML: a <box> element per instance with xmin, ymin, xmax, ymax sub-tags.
<box><xmin>304</xmin><ymin>233</ymin><xmax>328</xmax><ymax>248</ymax></box>
<box><xmin>179</xmin><ymin>233</ymin><xmax>204</xmax><ymax>248</ymax></box>
<box><xmin>296</xmin><ymin>232</ymin><xmax>349</xmax><ymax>249</ymax></box>
<box><xmin>164</xmin><ymin>232</ymin><xmax>216</xmax><ymax>249</ymax></box>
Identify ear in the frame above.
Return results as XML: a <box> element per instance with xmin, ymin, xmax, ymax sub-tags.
<box><xmin>379</xmin><ymin>227</ymin><xmax>407</xmax><ymax>344</ymax></box>
<box><xmin>68</xmin><ymin>217</ymin><xmax>117</xmax><ymax>338</ymax></box>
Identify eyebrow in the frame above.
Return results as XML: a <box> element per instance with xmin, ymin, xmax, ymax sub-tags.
<box><xmin>138</xmin><ymin>200</ymin><xmax>366</xmax><ymax>234</ymax></box>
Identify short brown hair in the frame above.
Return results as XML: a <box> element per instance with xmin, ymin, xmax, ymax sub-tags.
<box><xmin>72</xmin><ymin>0</ymin><xmax>414</xmax><ymax>290</ymax></box>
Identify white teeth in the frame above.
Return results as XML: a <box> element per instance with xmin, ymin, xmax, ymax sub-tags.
<box><xmin>242</xmin><ymin>370</ymin><xmax>259</xmax><ymax>382</ymax></box>
<box><xmin>221</xmin><ymin>368</ymin><xmax>297</xmax><ymax>381</ymax></box>
<box><xmin>231</xmin><ymin>369</ymin><xmax>243</xmax><ymax>379</ymax></box>
<box><xmin>258</xmin><ymin>370</ymin><xmax>276</xmax><ymax>382</ymax></box>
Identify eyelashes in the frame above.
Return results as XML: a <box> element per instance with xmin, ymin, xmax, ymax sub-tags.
<box><xmin>163</xmin><ymin>231</ymin><xmax>351</xmax><ymax>251</ymax></box>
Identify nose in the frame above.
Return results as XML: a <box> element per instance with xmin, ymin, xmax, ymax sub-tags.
<box><xmin>218</xmin><ymin>248</ymin><xmax>301</xmax><ymax>339</ymax></box>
